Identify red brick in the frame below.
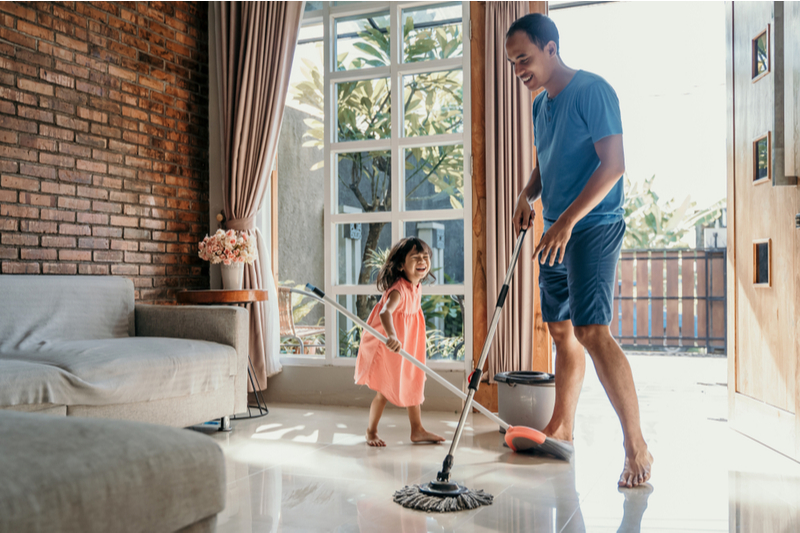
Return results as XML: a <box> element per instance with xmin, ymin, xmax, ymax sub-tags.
<box><xmin>79</xmin><ymin>263</ymin><xmax>109</xmax><ymax>274</ymax></box>
<box><xmin>77</xmin><ymin>106</ymin><xmax>107</xmax><ymax>123</ymax></box>
<box><xmin>78</xmin><ymin>237</ymin><xmax>109</xmax><ymax>249</ymax></box>
<box><xmin>153</xmin><ymin>231</ymin><xmax>177</xmax><ymax>242</ymax></box>
<box><xmin>139</xmin><ymin>242</ymin><xmax>164</xmax><ymax>253</ymax></box>
<box><xmin>58</xmin><ymin>169</ymin><xmax>92</xmax><ymax>185</ymax></box>
<box><xmin>0</xmin><ymin>189</ymin><xmax>16</xmax><ymax>202</ymax></box>
<box><xmin>93</xmin><ymin>250</ymin><xmax>123</xmax><ymax>262</ymax></box>
<box><xmin>0</xmin><ymin>3</ymin><xmax>36</xmax><ymax>22</ymax></box>
<box><xmin>58</xmin><ymin>197</ymin><xmax>91</xmax><ymax>210</ymax></box>
<box><xmin>91</xmin><ymin>124</ymin><xmax>121</xmax><ymax>139</ymax></box>
<box><xmin>56</xmin><ymin>33</ymin><xmax>89</xmax><ymax>53</ymax></box>
<box><xmin>21</xmin><ymin>248</ymin><xmax>57</xmax><ymax>260</ymax></box>
<box><xmin>123</xmin><ymin>228</ymin><xmax>150</xmax><ymax>240</ymax></box>
<box><xmin>2</xmin><ymin>262</ymin><xmax>40</xmax><ymax>274</ymax></box>
<box><xmin>41</xmin><ymin>182</ymin><xmax>75</xmax><ymax>195</ymax></box>
<box><xmin>59</xmin><ymin>224</ymin><xmax>92</xmax><ymax>236</ymax></box>
<box><xmin>40</xmin><ymin>125</ymin><xmax>75</xmax><ymax>141</ymax></box>
<box><xmin>19</xmin><ymin>193</ymin><xmax>56</xmax><ymax>208</ymax></box>
<box><xmin>76</xmin><ymin>133</ymin><xmax>107</xmax><ymax>148</ymax></box>
<box><xmin>1</xmin><ymin>175</ymin><xmax>39</xmax><ymax>191</ymax></box>
<box><xmin>0</xmin><ymin>130</ymin><xmax>18</xmax><ymax>144</ymax></box>
<box><xmin>93</xmin><ymin>226</ymin><xmax>123</xmax><ymax>238</ymax></box>
<box><xmin>76</xmin><ymin>212</ymin><xmax>108</xmax><ymax>225</ymax></box>
<box><xmin>40</xmin><ymin>42</ymin><xmax>74</xmax><ymax>61</ymax></box>
<box><xmin>110</xmin><ymin>215</ymin><xmax>138</xmax><ymax>227</ymax></box>
<box><xmin>60</xmin><ymin>249</ymin><xmax>92</xmax><ymax>261</ymax></box>
<box><xmin>0</xmin><ymin>247</ymin><xmax>18</xmax><ymax>259</ymax></box>
<box><xmin>42</xmin><ymin>236</ymin><xmax>76</xmax><ymax>248</ymax></box>
<box><xmin>17</xmin><ymin>78</ymin><xmax>54</xmax><ymax>96</ymax></box>
<box><xmin>1</xmin><ymin>205</ymin><xmax>38</xmax><ymax>218</ymax></box>
<box><xmin>55</xmin><ymin>115</ymin><xmax>90</xmax><ymax>132</ymax></box>
<box><xmin>59</xmin><ymin>143</ymin><xmax>93</xmax><ymax>158</ymax></box>
<box><xmin>40</xmin><ymin>153</ymin><xmax>75</xmax><ymax>167</ymax></box>
<box><xmin>139</xmin><ymin>75</ymin><xmax>165</xmax><ymax>92</ymax></box>
<box><xmin>140</xmin><ymin>218</ymin><xmax>165</xmax><ymax>230</ymax></box>
<box><xmin>76</xmin><ymin>159</ymin><xmax>107</xmax><ymax>173</ymax></box>
<box><xmin>18</xmin><ymin>106</ymin><xmax>55</xmax><ymax>123</ymax></box>
<box><xmin>41</xmin><ymin>209</ymin><xmax>76</xmax><ymax>222</ymax></box>
<box><xmin>55</xmin><ymin>59</ymin><xmax>89</xmax><ymax>79</ymax></box>
<box><xmin>0</xmin><ymin>116</ymin><xmax>38</xmax><ymax>135</ymax></box>
<box><xmin>0</xmin><ymin>87</ymin><xmax>38</xmax><ymax>106</ymax></box>
<box><xmin>76</xmin><ymin>185</ymin><xmax>108</xmax><ymax>200</ymax></box>
<box><xmin>110</xmin><ymin>239</ymin><xmax>138</xmax><ymax>251</ymax></box>
<box><xmin>92</xmin><ymin>201</ymin><xmax>122</xmax><ymax>214</ymax></box>
<box><xmin>52</xmin><ymin>5</ymin><xmax>88</xmax><ymax>28</ymax></box>
<box><xmin>0</xmin><ymin>27</ymin><xmax>36</xmax><ymax>50</ymax></box>
<box><xmin>0</xmin><ymin>219</ymin><xmax>17</xmax><ymax>231</ymax></box>
<box><xmin>111</xmin><ymin>264</ymin><xmax>138</xmax><ymax>275</ymax></box>
<box><xmin>44</xmin><ymin>262</ymin><xmax>78</xmax><ymax>274</ymax></box>
<box><xmin>1</xmin><ymin>233</ymin><xmax>38</xmax><ymax>246</ymax></box>
<box><xmin>76</xmin><ymin>80</ymin><xmax>103</xmax><ymax>97</ymax></box>
<box><xmin>40</xmin><ymin>69</ymin><xmax>75</xmax><ymax>88</ymax></box>
<box><xmin>95</xmin><ymin>176</ymin><xmax>123</xmax><ymax>189</ymax></box>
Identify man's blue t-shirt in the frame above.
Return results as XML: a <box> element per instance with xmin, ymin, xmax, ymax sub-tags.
<box><xmin>533</xmin><ymin>70</ymin><xmax>624</xmax><ymax>232</ymax></box>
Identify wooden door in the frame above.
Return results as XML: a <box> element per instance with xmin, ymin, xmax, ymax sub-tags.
<box><xmin>726</xmin><ymin>2</ymin><xmax>800</xmax><ymax>460</ymax></box>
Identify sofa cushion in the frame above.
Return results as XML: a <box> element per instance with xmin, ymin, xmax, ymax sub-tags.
<box><xmin>0</xmin><ymin>337</ymin><xmax>236</xmax><ymax>407</ymax></box>
<box><xmin>0</xmin><ymin>411</ymin><xmax>225</xmax><ymax>533</ymax></box>
<box><xmin>0</xmin><ymin>275</ymin><xmax>135</xmax><ymax>352</ymax></box>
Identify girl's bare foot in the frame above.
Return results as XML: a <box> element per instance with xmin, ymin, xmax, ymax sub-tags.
<box><xmin>410</xmin><ymin>428</ymin><xmax>445</xmax><ymax>443</ymax></box>
<box><xmin>618</xmin><ymin>448</ymin><xmax>654</xmax><ymax>488</ymax></box>
<box><xmin>366</xmin><ymin>430</ymin><xmax>386</xmax><ymax>447</ymax></box>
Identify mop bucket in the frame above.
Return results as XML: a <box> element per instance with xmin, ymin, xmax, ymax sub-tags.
<box><xmin>494</xmin><ymin>371</ymin><xmax>555</xmax><ymax>433</ymax></box>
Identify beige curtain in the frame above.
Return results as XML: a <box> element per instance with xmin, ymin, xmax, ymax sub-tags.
<box><xmin>214</xmin><ymin>1</ymin><xmax>303</xmax><ymax>389</ymax></box>
<box><xmin>485</xmin><ymin>2</ymin><xmax>535</xmax><ymax>380</ymax></box>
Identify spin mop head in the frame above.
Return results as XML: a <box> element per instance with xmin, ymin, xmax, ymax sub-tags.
<box><xmin>393</xmin><ymin>481</ymin><xmax>493</xmax><ymax>512</ymax></box>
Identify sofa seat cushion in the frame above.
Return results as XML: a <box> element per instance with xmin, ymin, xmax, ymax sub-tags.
<box><xmin>0</xmin><ymin>411</ymin><xmax>225</xmax><ymax>533</ymax></box>
<box><xmin>0</xmin><ymin>337</ymin><xmax>236</xmax><ymax>408</ymax></box>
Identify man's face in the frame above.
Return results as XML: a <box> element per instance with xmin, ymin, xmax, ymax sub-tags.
<box><xmin>505</xmin><ymin>31</ymin><xmax>556</xmax><ymax>92</ymax></box>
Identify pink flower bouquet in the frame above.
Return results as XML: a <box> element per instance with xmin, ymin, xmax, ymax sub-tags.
<box><xmin>198</xmin><ymin>229</ymin><xmax>258</xmax><ymax>265</ymax></box>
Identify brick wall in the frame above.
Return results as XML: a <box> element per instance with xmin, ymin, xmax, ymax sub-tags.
<box><xmin>0</xmin><ymin>1</ymin><xmax>209</xmax><ymax>301</ymax></box>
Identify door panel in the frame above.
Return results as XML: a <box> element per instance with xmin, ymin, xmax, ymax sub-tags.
<box><xmin>728</xmin><ymin>1</ymin><xmax>800</xmax><ymax>459</ymax></box>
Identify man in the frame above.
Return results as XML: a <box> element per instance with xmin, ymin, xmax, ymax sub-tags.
<box><xmin>506</xmin><ymin>13</ymin><xmax>653</xmax><ymax>488</ymax></box>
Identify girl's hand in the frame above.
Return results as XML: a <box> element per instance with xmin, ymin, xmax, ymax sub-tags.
<box><xmin>386</xmin><ymin>335</ymin><xmax>402</xmax><ymax>353</ymax></box>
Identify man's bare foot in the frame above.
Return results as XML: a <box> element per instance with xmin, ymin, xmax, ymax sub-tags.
<box><xmin>366</xmin><ymin>430</ymin><xmax>386</xmax><ymax>447</ymax></box>
<box><xmin>410</xmin><ymin>428</ymin><xmax>445</xmax><ymax>444</ymax></box>
<box><xmin>542</xmin><ymin>423</ymin><xmax>573</xmax><ymax>444</ymax></box>
<box><xmin>618</xmin><ymin>448</ymin><xmax>653</xmax><ymax>488</ymax></box>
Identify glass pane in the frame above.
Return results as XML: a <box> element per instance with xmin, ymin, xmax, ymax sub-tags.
<box><xmin>402</xmin><ymin>2</ymin><xmax>463</xmax><ymax>63</ymax></box>
<box><xmin>304</xmin><ymin>1</ymin><xmax>323</xmax><ymax>13</ymax></box>
<box><xmin>423</xmin><ymin>294</ymin><xmax>465</xmax><ymax>361</ymax></box>
<box><xmin>755</xmin><ymin>242</ymin><xmax>769</xmax><ymax>284</ymax></box>
<box><xmin>277</xmin><ymin>285</ymin><xmax>325</xmax><ymax>357</ymax></box>
<box><xmin>337</xmin><ymin>294</ymin><xmax>380</xmax><ymax>358</ymax></box>
<box><xmin>335</xmin><ymin>11</ymin><xmax>390</xmax><ymax>71</ymax></box>
<box><xmin>337</xmin><ymin>222</ymin><xmax>392</xmax><ymax>285</ymax></box>
<box><xmin>337</xmin><ymin>79</ymin><xmax>391</xmax><ymax>141</ymax></box>
<box><xmin>755</xmin><ymin>136</ymin><xmax>768</xmax><ymax>181</ymax></box>
<box><xmin>286</xmin><ymin>23</ymin><xmax>324</xmax><ymax>172</ymax></box>
<box><xmin>405</xmin><ymin>144</ymin><xmax>463</xmax><ymax>210</ymax></box>
<box><xmin>404</xmin><ymin>70</ymin><xmax>463</xmax><ymax>137</ymax></box>
<box><xmin>405</xmin><ymin>220</ymin><xmax>464</xmax><ymax>284</ymax></box>
<box><xmin>753</xmin><ymin>31</ymin><xmax>768</xmax><ymax>78</ymax></box>
<box><xmin>337</xmin><ymin>151</ymin><xmax>391</xmax><ymax>214</ymax></box>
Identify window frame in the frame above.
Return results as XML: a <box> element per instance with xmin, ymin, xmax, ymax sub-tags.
<box><xmin>281</xmin><ymin>1</ymin><xmax>472</xmax><ymax>371</ymax></box>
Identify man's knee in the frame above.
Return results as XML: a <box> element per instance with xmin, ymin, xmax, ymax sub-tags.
<box><xmin>547</xmin><ymin>321</ymin><xmax>576</xmax><ymax>346</ymax></box>
<box><xmin>573</xmin><ymin>324</ymin><xmax>612</xmax><ymax>349</ymax></box>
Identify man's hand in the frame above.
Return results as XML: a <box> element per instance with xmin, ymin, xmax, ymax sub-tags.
<box><xmin>513</xmin><ymin>191</ymin><xmax>535</xmax><ymax>235</ymax></box>
<box><xmin>533</xmin><ymin>215</ymin><xmax>575</xmax><ymax>265</ymax></box>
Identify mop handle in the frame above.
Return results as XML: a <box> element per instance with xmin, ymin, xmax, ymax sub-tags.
<box><xmin>442</xmin><ymin>228</ymin><xmax>528</xmax><ymax>465</ymax></box>
<box><xmin>301</xmin><ymin>285</ymin><xmax>510</xmax><ymax>430</ymax></box>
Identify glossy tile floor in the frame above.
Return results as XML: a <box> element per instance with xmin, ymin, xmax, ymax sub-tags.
<box><xmin>204</xmin><ymin>355</ymin><xmax>800</xmax><ymax>532</ymax></box>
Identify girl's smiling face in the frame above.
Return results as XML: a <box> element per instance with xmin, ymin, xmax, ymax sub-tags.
<box><xmin>401</xmin><ymin>247</ymin><xmax>430</xmax><ymax>285</ymax></box>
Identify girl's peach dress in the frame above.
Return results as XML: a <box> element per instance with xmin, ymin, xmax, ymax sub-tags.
<box><xmin>354</xmin><ymin>277</ymin><xmax>426</xmax><ymax>407</ymax></box>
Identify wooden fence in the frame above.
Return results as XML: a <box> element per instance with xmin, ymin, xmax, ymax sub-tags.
<box><xmin>610</xmin><ymin>249</ymin><xmax>726</xmax><ymax>353</ymax></box>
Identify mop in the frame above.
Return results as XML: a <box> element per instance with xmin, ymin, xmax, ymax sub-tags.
<box><xmin>303</xmin><ymin>229</ymin><xmax>572</xmax><ymax>513</ymax></box>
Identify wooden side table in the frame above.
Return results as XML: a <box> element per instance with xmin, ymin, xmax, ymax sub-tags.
<box><xmin>177</xmin><ymin>289</ymin><xmax>270</xmax><ymax>424</ymax></box>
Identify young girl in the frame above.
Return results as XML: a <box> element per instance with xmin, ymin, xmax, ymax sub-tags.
<box><xmin>355</xmin><ymin>237</ymin><xmax>446</xmax><ymax>447</ymax></box>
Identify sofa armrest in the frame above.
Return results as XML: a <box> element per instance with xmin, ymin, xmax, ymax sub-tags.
<box><xmin>135</xmin><ymin>304</ymin><xmax>249</xmax><ymax>414</ymax></box>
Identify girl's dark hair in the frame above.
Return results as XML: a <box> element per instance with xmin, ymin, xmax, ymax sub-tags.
<box><xmin>376</xmin><ymin>237</ymin><xmax>435</xmax><ymax>292</ymax></box>
<box><xmin>506</xmin><ymin>13</ymin><xmax>560</xmax><ymax>54</ymax></box>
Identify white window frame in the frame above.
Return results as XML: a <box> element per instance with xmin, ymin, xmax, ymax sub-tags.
<box><xmin>282</xmin><ymin>1</ymin><xmax>472</xmax><ymax>372</ymax></box>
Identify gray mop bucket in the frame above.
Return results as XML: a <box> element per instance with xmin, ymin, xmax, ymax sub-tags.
<box><xmin>494</xmin><ymin>371</ymin><xmax>556</xmax><ymax>433</ymax></box>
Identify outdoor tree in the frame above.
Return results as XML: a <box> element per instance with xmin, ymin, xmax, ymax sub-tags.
<box><xmin>623</xmin><ymin>175</ymin><xmax>724</xmax><ymax>249</ymax></box>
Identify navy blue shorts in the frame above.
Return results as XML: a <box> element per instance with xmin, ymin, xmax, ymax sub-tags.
<box><xmin>538</xmin><ymin>219</ymin><xmax>624</xmax><ymax>327</ymax></box>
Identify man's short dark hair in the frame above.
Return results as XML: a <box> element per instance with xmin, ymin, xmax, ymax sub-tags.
<box><xmin>506</xmin><ymin>13</ymin><xmax>560</xmax><ymax>54</ymax></box>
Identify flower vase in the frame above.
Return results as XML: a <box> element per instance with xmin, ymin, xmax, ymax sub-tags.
<box><xmin>221</xmin><ymin>263</ymin><xmax>244</xmax><ymax>290</ymax></box>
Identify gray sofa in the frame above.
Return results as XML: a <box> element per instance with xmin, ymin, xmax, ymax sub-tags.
<box><xmin>0</xmin><ymin>275</ymin><xmax>249</xmax><ymax>427</ymax></box>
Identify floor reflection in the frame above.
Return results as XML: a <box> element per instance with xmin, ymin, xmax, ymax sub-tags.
<box><xmin>729</xmin><ymin>471</ymin><xmax>800</xmax><ymax>533</ymax></box>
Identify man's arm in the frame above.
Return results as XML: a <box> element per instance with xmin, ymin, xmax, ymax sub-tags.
<box><xmin>524</xmin><ymin>165</ymin><xmax>542</xmax><ymax>204</ymax></box>
<box><xmin>533</xmin><ymin>134</ymin><xmax>625</xmax><ymax>265</ymax></box>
